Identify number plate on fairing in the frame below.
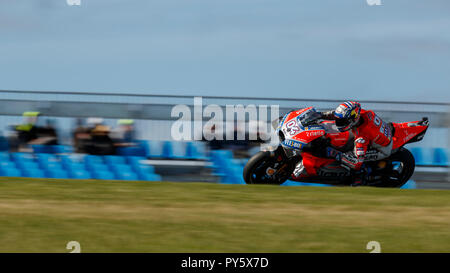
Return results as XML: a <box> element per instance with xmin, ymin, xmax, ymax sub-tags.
<box><xmin>280</xmin><ymin>109</ymin><xmax>326</xmax><ymax>150</ymax></box>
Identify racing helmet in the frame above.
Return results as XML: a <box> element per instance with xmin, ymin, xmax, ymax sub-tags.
<box><xmin>333</xmin><ymin>101</ymin><xmax>361</xmax><ymax>132</ymax></box>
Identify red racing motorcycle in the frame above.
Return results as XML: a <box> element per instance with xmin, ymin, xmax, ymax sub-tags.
<box><xmin>243</xmin><ymin>107</ymin><xmax>429</xmax><ymax>187</ymax></box>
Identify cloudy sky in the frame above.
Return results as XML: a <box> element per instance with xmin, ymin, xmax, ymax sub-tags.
<box><xmin>1</xmin><ymin>0</ymin><xmax>449</xmax><ymax>102</ymax></box>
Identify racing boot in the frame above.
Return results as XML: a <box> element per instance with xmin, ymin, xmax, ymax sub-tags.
<box><xmin>292</xmin><ymin>160</ymin><xmax>307</xmax><ymax>178</ymax></box>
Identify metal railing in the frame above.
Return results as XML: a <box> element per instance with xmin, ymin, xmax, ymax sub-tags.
<box><xmin>0</xmin><ymin>90</ymin><xmax>449</xmax><ymax>124</ymax></box>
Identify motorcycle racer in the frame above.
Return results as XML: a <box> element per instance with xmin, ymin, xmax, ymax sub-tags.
<box><xmin>323</xmin><ymin>101</ymin><xmax>393</xmax><ymax>170</ymax></box>
<box><xmin>245</xmin><ymin>103</ymin><xmax>428</xmax><ymax>187</ymax></box>
<box><xmin>293</xmin><ymin>101</ymin><xmax>393</xmax><ymax>185</ymax></box>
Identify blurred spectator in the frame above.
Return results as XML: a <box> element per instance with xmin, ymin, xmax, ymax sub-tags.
<box><xmin>29</xmin><ymin>118</ymin><xmax>58</xmax><ymax>145</ymax></box>
<box><xmin>10</xmin><ymin>111</ymin><xmax>58</xmax><ymax>151</ymax></box>
<box><xmin>73</xmin><ymin>118</ymin><xmax>91</xmax><ymax>153</ymax></box>
<box><xmin>84</xmin><ymin>123</ymin><xmax>116</xmax><ymax>155</ymax></box>
<box><xmin>72</xmin><ymin>117</ymin><xmax>115</xmax><ymax>155</ymax></box>
<box><xmin>111</xmin><ymin>119</ymin><xmax>137</xmax><ymax>147</ymax></box>
<box><xmin>14</xmin><ymin>111</ymin><xmax>40</xmax><ymax>147</ymax></box>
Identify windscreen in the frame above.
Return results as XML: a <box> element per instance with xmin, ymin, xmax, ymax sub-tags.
<box><xmin>297</xmin><ymin>108</ymin><xmax>321</xmax><ymax>127</ymax></box>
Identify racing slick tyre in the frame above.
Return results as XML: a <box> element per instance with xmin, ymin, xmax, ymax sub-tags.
<box><xmin>375</xmin><ymin>147</ymin><xmax>416</xmax><ymax>188</ymax></box>
<box><xmin>243</xmin><ymin>150</ymin><xmax>295</xmax><ymax>185</ymax></box>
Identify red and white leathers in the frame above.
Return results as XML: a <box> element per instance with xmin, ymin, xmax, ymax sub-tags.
<box><xmin>340</xmin><ymin>109</ymin><xmax>393</xmax><ymax>171</ymax></box>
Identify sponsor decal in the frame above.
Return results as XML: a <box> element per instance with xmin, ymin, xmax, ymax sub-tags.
<box><xmin>282</xmin><ymin>139</ymin><xmax>304</xmax><ymax>149</ymax></box>
<box><xmin>305</xmin><ymin>130</ymin><xmax>325</xmax><ymax>138</ymax></box>
<box><xmin>317</xmin><ymin>169</ymin><xmax>350</xmax><ymax>177</ymax></box>
<box><xmin>402</xmin><ymin>131</ymin><xmax>416</xmax><ymax>143</ymax></box>
<box><xmin>304</xmin><ymin>125</ymin><xmax>324</xmax><ymax>131</ymax></box>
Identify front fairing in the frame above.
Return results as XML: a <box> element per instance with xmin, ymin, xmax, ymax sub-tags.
<box><xmin>276</xmin><ymin>108</ymin><xmax>327</xmax><ymax>157</ymax></box>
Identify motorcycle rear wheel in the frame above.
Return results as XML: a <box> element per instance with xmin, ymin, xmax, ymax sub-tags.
<box><xmin>372</xmin><ymin>147</ymin><xmax>416</xmax><ymax>188</ymax></box>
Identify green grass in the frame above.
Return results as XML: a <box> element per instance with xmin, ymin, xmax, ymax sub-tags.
<box><xmin>0</xmin><ymin>177</ymin><xmax>449</xmax><ymax>253</ymax></box>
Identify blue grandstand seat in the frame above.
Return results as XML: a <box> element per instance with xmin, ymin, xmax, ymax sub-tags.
<box><xmin>39</xmin><ymin>161</ymin><xmax>64</xmax><ymax>171</ymax></box>
<box><xmin>31</xmin><ymin>145</ymin><xmax>53</xmax><ymax>154</ymax></box>
<box><xmin>92</xmin><ymin>170</ymin><xmax>116</xmax><ymax>180</ymax></box>
<box><xmin>126</xmin><ymin>156</ymin><xmax>146</xmax><ymax>165</ymax></box>
<box><xmin>433</xmin><ymin>148</ymin><xmax>449</xmax><ymax>167</ymax></box>
<box><xmin>143</xmin><ymin>140</ymin><xmax>164</xmax><ymax>158</ymax></box>
<box><xmin>32</xmin><ymin>145</ymin><xmax>73</xmax><ymax>154</ymax></box>
<box><xmin>22</xmin><ymin>168</ymin><xmax>45</xmax><ymax>178</ymax></box>
<box><xmin>410</xmin><ymin>147</ymin><xmax>433</xmax><ymax>166</ymax></box>
<box><xmin>168</xmin><ymin>141</ymin><xmax>190</xmax><ymax>159</ymax></box>
<box><xmin>30</xmin><ymin>153</ymin><xmax>64</xmax><ymax>172</ymax></box>
<box><xmin>59</xmin><ymin>155</ymin><xmax>74</xmax><ymax>166</ymax></box>
<box><xmin>141</xmin><ymin>140</ymin><xmax>151</xmax><ymax>157</ymax></box>
<box><xmin>210</xmin><ymin>149</ymin><xmax>233</xmax><ymax>159</ymax></box>
<box><xmin>186</xmin><ymin>142</ymin><xmax>208</xmax><ymax>160</ymax></box>
<box><xmin>104</xmin><ymin>155</ymin><xmax>126</xmax><ymax>165</ymax></box>
<box><xmin>36</xmin><ymin>153</ymin><xmax>58</xmax><ymax>161</ymax></box>
<box><xmin>64</xmin><ymin>162</ymin><xmax>87</xmax><ymax>172</ymax></box>
<box><xmin>133</xmin><ymin>164</ymin><xmax>156</xmax><ymax>175</ymax></box>
<box><xmin>0</xmin><ymin>152</ymin><xmax>9</xmax><ymax>161</ymax></box>
<box><xmin>52</xmin><ymin>145</ymin><xmax>74</xmax><ymax>154</ymax></box>
<box><xmin>162</xmin><ymin>141</ymin><xmax>174</xmax><ymax>158</ymax></box>
<box><xmin>0</xmin><ymin>168</ymin><xmax>22</xmax><ymax>177</ymax></box>
<box><xmin>0</xmin><ymin>161</ymin><xmax>16</xmax><ymax>169</ymax></box>
<box><xmin>138</xmin><ymin>172</ymin><xmax>162</xmax><ymax>181</ymax></box>
<box><xmin>16</xmin><ymin>161</ymin><xmax>40</xmax><ymax>171</ymax></box>
<box><xmin>116</xmin><ymin>146</ymin><xmax>146</xmax><ymax>157</ymax></box>
<box><xmin>84</xmin><ymin>155</ymin><xmax>104</xmax><ymax>165</ymax></box>
<box><xmin>110</xmin><ymin>164</ymin><xmax>133</xmax><ymax>174</ymax></box>
<box><xmin>45</xmin><ymin>169</ymin><xmax>69</xmax><ymax>179</ymax></box>
<box><xmin>209</xmin><ymin>150</ymin><xmax>246</xmax><ymax>184</ymax></box>
<box><xmin>68</xmin><ymin>169</ymin><xmax>91</xmax><ymax>179</ymax></box>
<box><xmin>115</xmin><ymin>171</ymin><xmax>139</xmax><ymax>180</ymax></box>
<box><xmin>10</xmin><ymin>152</ymin><xmax>34</xmax><ymax>162</ymax></box>
<box><xmin>85</xmin><ymin>163</ymin><xmax>110</xmax><ymax>172</ymax></box>
<box><xmin>36</xmin><ymin>154</ymin><xmax>59</xmax><ymax>167</ymax></box>
<box><xmin>0</xmin><ymin>136</ymin><xmax>9</xmax><ymax>151</ymax></box>
<box><xmin>210</xmin><ymin>150</ymin><xmax>234</xmax><ymax>169</ymax></box>
<box><xmin>60</xmin><ymin>155</ymin><xmax>86</xmax><ymax>168</ymax></box>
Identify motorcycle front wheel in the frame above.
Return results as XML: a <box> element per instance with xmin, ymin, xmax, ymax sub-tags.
<box><xmin>243</xmin><ymin>149</ymin><xmax>296</xmax><ymax>185</ymax></box>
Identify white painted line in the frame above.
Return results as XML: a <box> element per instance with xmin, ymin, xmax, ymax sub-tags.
<box><xmin>415</xmin><ymin>166</ymin><xmax>449</xmax><ymax>173</ymax></box>
<box><xmin>141</xmin><ymin>160</ymin><xmax>212</xmax><ymax>167</ymax></box>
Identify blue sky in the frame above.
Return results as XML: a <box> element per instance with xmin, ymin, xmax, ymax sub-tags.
<box><xmin>0</xmin><ymin>0</ymin><xmax>449</xmax><ymax>102</ymax></box>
